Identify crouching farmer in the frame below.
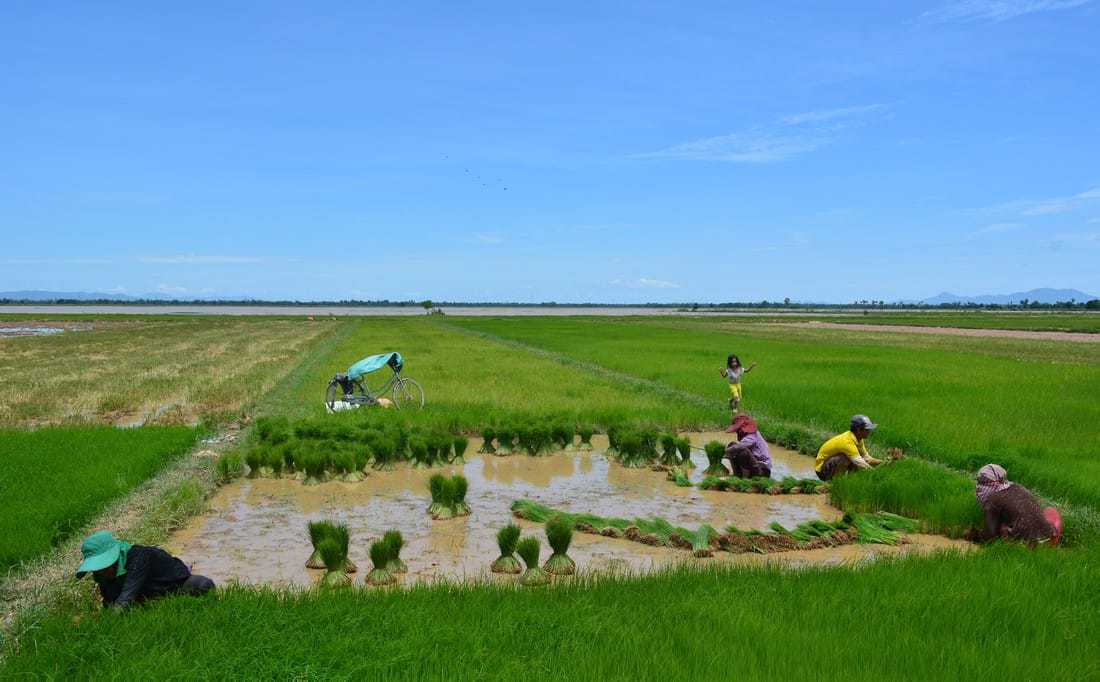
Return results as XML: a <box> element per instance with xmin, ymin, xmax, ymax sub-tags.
<box><xmin>76</xmin><ymin>530</ymin><xmax>215</xmax><ymax>609</ymax></box>
<box><xmin>814</xmin><ymin>415</ymin><xmax>882</xmax><ymax>481</ymax></box>
<box><xmin>975</xmin><ymin>464</ymin><xmax>1062</xmax><ymax>546</ymax></box>
<box><xmin>725</xmin><ymin>415</ymin><xmax>771</xmax><ymax>478</ymax></box>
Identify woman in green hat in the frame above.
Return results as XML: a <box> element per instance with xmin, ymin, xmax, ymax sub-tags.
<box><xmin>76</xmin><ymin>530</ymin><xmax>215</xmax><ymax>609</ymax></box>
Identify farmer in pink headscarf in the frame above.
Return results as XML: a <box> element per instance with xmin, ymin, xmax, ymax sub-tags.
<box><xmin>975</xmin><ymin>464</ymin><xmax>1062</xmax><ymax>545</ymax></box>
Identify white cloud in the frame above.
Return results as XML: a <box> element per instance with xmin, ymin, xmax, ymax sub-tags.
<box><xmin>611</xmin><ymin>277</ymin><xmax>681</xmax><ymax>289</ymax></box>
<box><xmin>780</xmin><ymin>104</ymin><xmax>885</xmax><ymax>125</ymax></box>
<box><xmin>633</xmin><ymin>104</ymin><xmax>883</xmax><ymax>163</ymax></box>
<box><xmin>922</xmin><ymin>0</ymin><xmax>1092</xmax><ymax>22</ymax></box>
<box><xmin>473</xmin><ymin>232</ymin><xmax>505</xmax><ymax>244</ymax></box>
<box><xmin>155</xmin><ymin>284</ymin><xmax>190</xmax><ymax>294</ymax></box>
<box><xmin>979</xmin><ymin>186</ymin><xmax>1100</xmax><ymax>217</ymax></box>
<box><xmin>140</xmin><ymin>254</ymin><xmax>265</xmax><ymax>264</ymax></box>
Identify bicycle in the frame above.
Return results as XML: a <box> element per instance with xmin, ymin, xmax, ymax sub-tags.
<box><xmin>325</xmin><ymin>351</ymin><xmax>425</xmax><ymax>411</ymax></box>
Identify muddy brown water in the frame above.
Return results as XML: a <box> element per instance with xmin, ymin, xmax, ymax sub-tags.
<box><xmin>169</xmin><ymin>434</ymin><xmax>970</xmax><ymax>587</ymax></box>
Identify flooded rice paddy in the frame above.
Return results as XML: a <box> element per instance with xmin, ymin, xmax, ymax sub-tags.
<box><xmin>170</xmin><ymin>434</ymin><xmax>969</xmax><ymax>587</ymax></box>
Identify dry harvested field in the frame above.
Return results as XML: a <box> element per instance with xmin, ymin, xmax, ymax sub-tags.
<box><xmin>0</xmin><ymin>318</ymin><xmax>341</xmax><ymax>428</ymax></box>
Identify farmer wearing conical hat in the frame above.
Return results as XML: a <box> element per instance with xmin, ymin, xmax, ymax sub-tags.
<box><xmin>76</xmin><ymin>531</ymin><xmax>215</xmax><ymax>609</ymax></box>
<box><xmin>814</xmin><ymin>415</ymin><xmax>883</xmax><ymax>481</ymax></box>
<box><xmin>974</xmin><ymin>464</ymin><xmax>1062</xmax><ymax>545</ymax></box>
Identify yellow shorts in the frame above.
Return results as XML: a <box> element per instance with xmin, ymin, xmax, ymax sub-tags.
<box><xmin>728</xmin><ymin>384</ymin><xmax>742</xmax><ymax>399</ymax></box>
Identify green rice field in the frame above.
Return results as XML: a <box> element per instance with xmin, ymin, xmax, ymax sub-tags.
<box><xmin>0</xmin><ymin>426</ymin><xmax>200</xmax><ymax>572</ymax></box>
<box><xmin>3</xmin><ymin>315</ymin><xmax>1099</xmax><ymax>679</ymax></box>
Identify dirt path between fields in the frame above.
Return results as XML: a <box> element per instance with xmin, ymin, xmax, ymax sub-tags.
<box><xmin>770</xmin><ymin>321</ymin><xmax>1100</xmax><ymax>343</ymax></box>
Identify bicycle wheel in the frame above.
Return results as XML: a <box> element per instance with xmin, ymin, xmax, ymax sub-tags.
<box><xmin>392</xmin><ymin>378</ymin><xmax>425</xmax><ymax>410</ymax></box>
<box><xmin>324</xmin><ymin>380</ymin><xmax>341</xmax><ymax>410</ymax></box>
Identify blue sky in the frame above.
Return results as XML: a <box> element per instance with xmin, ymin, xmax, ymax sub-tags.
<box><xmin>2</xmin><ymin>1</ymin><xmax>1098</xmax><ymax>303</ymax></box>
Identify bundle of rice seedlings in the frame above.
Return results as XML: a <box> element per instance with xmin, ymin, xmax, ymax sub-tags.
<box><xmin>495</xmin><ymin>427</ymin><xmax>515</xmax><ymax>455</ymax></box>
<box><xmin>428</xmin><ymin>474</ymin><xmax>449</xmax><ymax>518</ymax></box>
<box><xmin>779</xmin><ymin>476</ymin><xmax>800</xmax><ymax>494</ymax></box>
<box><xmin>675</xmin><ymin>437</ymin><xmax>694</xmax><ymax>468</ymax></box>
<box><xmin>703</xmin><ymin>441</ymin><xmax>729</xmax><ymax>477</ymax></box>
<box><xmin>799</xmin><ymin>478</ymin><xmax>822</xmax><ymax>494</ymax></box>
<box><xmin>302</xmin><ymin>449</ymin><xmax>327</xmax><ymax>486</ymax></box>
<box><xmin>452</xmin><ymin>474</ymin><xmax>471</xmax><ymax>516</ymax></box>
<box><xmin>578</xmin><ymin>425</ymin><xmax>594</xmax><ymax>450</ymax></box>
<box><xmin>370</xmin><ymin>436</ymin><xmax>397</xmax><ymax>470</ymax></box>
<box><xmin>452</xmin><ymin>435</ymin><xmax>469</xmax><ymax>463</ymax></box>
<box><xmin>259</xmin><ymin>446</ymin><xmax>280</xmax><ymax>478</ymax></box>
<box><xmin>352</xmin><ymin>446</ymin><xmax>371</xmax><ymax>476</ymax></box>
<box><xmin>491</xmin><ymin>524</ymin><xmax>522</xmax><ymax>574</ymax></box>
<box><xmin>245</xmin><ymin>446</ymin><xmax>265</xmax><ymax>478</ymax></box>
<box><xmin>366</xmin><ymin>539</ymin><xmax>396</xmax><ymax>586</ymax></box>
<box><xmin>617</xmin><ymin>433</ymin><xmax>645</xmax><ymax>467</ymax></box>
<box><xmin>691</xmin><ymin>525</ymin><xmax>717</xmax><ymax>557</ymax></box>
<box><xmin>306</xmin><ymin>520</ymin><xmax>333</xmax><ymax>568</ymax></box>
<box><xmin>516</xmin><ymin>537</ymin><xmax>549</xmax><ymax>586</ymax></box>
<box><xmin>318</xmin><ymin>538</ymin><xmax>351</xmax><ymax>587</ymax></box>
<box><xmin>672</xmin><ymin>470</ymin><xmax>692</xmax><ymax>487</ymax></box>
<box><xmin>280</xmin><ymin>442</ymin><xmax>297</xmax><ymax>474</ymax></box>
<box><xmin>543</xmin><ymin>515</ymin><xmax>576</xmax><ymax>575</ymax></box>
<box><xmin>382</xmin><ymin>530</ymin><xmax>407</xmax><ymax>573</ymax></box>
<box><xmin>699</xmin><ymin>475</ymin><xmax>730</xmax><ymax>491</ymax></box>
<box><xmin>515</xmin><ymin>425</ymin><xmax>534</xmax><ymax>456</ymax></box>
<box><xmin>215</xmin><ymin>452</ymin><xmax>244</xmax><ymax>484</ymax></box>
<box><xmin>639</xmin><ymin>428</ymin><xmax>659</xmax><ymax>460</ymax></box>
<box><xmin>850</xmin><ymin>512</ymin><xmax>918</xmax><ymax>545</ymax></box>
<box><xmin>478</xmin><ymin>426</ymin><xmax>497</xmax><ymax>454</ymax></box>
<box><xmin>730</xmin><ymin>477</ymin><xmax>757</xmax><ymax>493</ymax></box>
<box><xmin>432</xmin><ymin>433</ymin><xmax>452</xmax><ymax>464</ymax></box>
<box><xmin>659</xmin><ymin>434</ymin><xmax>678</xmax><ymax>466</ymax></box>
<box><xmin>334</xmin><ymin>450</ymin><xmax>362</xmax><ymax>482</ymax></box>
<box><xmin>256</xmin><ymin>416</ymin><xmax>290</xmax><ymax>444</ymax></box>
<box><xmin>606</xmin><ymin>425</ymin><xmax>623</xmax><ymax>455</ymax></box>
<box><xmin>551</xmin><ymin>423</ymin><xmax>573</xmax><ymax>451</ymax></box>
<box><xmin>409</xmin><ymin>438</ymin><xmax>430</xmax><ymax>469</ymax></box>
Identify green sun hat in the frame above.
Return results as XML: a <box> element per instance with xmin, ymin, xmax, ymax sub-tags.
<box><xmin>76</xmin><ymin>531</ymin><xmax>131</xmax><ymax>578</ymax></box>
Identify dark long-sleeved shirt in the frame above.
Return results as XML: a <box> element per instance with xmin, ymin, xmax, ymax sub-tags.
<box><xmin>980</xmin><ymin>485</ymin><xmax>1054</xmax><ymax>543</ymax></box>
<box><xmin>94</xmin><ymin>544</ymin><xmax>191</xmax><ymax>609</ymax></box>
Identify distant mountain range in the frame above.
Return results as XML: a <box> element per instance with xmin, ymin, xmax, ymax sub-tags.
<box><xmin>921</xmin><ymin>288</ymin><xmax>1097</xmax><ymax>305</ymax></box>
<box><xmin>2</xmin><ymin>288</ymin><xmax>1096</xmax><ymax>306</ymax></box>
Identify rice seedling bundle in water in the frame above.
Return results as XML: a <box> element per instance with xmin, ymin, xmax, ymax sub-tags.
<box><xmin>245</xmin><ymin>446</ymin><xmax>265</xmax><ymax>478</ymax></box>
<box><xmin>691</xmin><ymin>525</ymin><xmax>717</xmax><ymax>557</ymax></box>
<box><xmin>551</xmin><ymin>423</ymin><xmax>573</xmax><ymax>451</ymax></box>
<box><xmin>660</xmin><ymin>433</ymin><xmax>678</xmax><ymax>465</ymax></box>
<box><xmin>578</xmin><ymin>425</ymin><xmax>594</xmax><ymax>450</ymax></box>
<box><xmin>675</xmin><ymin>437</ymin><xmax>693</xmax><ymax>467</ymax></box>
<box><xmin>432</xmin><ymin>433</ymin><xmax>452</xmax><ymax>464</ymax></box>
<box><xmin>410</xmin><ymin>438</ymin><xmax>430</xmax><ymax>469</ymax></box>
<box><xmin>639</xmin><ymin>428</ymin><xmax>659</xmax><ymax>460</ymax></box>
<box><xmin>318</xmin><ymin>538</ymin><xmax>351</xmax><ymax>587</ymax></box>
<box><xmin>617</xmin><ymin>433</ymin><xmax>646</xmax><ymax>468</ymax></box>
<box><xmin>215</xmin><ymin>452</ymin><xmax>244</xmax><ymax>484</ymax></box>
<box><xmin>606</xmin><ymin>425</ymin><xmax>622</xmax><ymax>454</ymax></box>
<box><xmin>495</xmin><ymin>427</ymin><xmax>514</xmax><ymax>455</ymax></box>
<box><xmin>543</xmin><ymin>515</ymin><xmax>576</xmax><ymax>575</ymax></box>
<box><xmin>366</xmin><ymin>540</ymin><xmax>396</xmax><ymax>586</ymax></box>
<box><xmin>370</xmin><ymin>435</ymin><xmax>397</xmax><ymax>470</ymax></box>
<box><xmin>306</xmin><ymin>520</ymin><xmax>332</xmax><ymax>569</ymax></box>
<box><xmin>302</xmin><ymin>448</ymin><xmax>327</xmax><ymax>486</ymax></box>
<box><xmin>516</xmin><ymin>537</ymin><xmax>549</xmax><ymax>586</ymax></box>
<box><xmin>382</xmin><ymin>530</ymin><xmax>407</xmax><ymax>573</ymax></box>
<box><xmin>479</xmin><ymin>426</ymin><xmax>497</xmax><ymax>453</ymax></box>
<box><xmin>703</xmin><ymin>441</ymin><xmax>729</xmax><ymax>477</ymax></box>
<box><xmin>452</xmin><ymin>435</ymin><xmax>469</xmax><ymax>463</ymax></box>
<box><xmin>452</xmin><ymin>474</ymin><xmax>471</xmax><ymax>516</ymax></box>
<box><xmin>428</xmin><ymin>474</ymin><xmax>450</xmax><ymax>518</ymax></box>
<box><xmin>491</xmin><ymin>524</ymin><xmax>522</xmax><ymax>574</ymax></box>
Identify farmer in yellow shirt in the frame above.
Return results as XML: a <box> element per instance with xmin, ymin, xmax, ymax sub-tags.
<box><xmin>815</xmin><ymin>415</ymin><xmax>883</xmax><ymax>481</ymax></box>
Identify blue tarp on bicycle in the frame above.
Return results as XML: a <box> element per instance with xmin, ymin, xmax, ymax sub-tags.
<box><xmin>347</xmin><ymin>352</ymin><xmax>404</xmax><ymax>380</ymax></box>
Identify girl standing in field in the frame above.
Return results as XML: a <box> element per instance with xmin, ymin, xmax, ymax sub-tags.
<box><xmin>720</xmin><ymin>354</ymin><xmax>756</xmax><ymax>411</ymax></box>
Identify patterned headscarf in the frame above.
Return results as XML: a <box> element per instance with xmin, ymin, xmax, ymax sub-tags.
<box><xmin>975</xmin><ymin>464</ymin><xmax>1011</xmax><ymax>506</ymax></box>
